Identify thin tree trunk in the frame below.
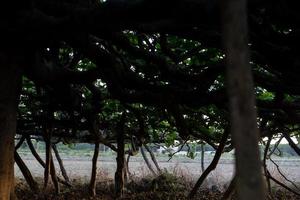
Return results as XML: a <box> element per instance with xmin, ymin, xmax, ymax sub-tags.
<box><xmin>140</xmin><ymin>146</ymin><xmax>156</xmax><ymax>175</ymax></box>
<box><xmin>50</xmin><ymin>155</ymin><xmax>60</xmax><ymax>194</ymax></box>
<box><xmin>26</xmin><ymin>137</ymin><xmax>71</xmax><ymax>187</ymax></box>
<box><xmin>43</xmin><ymin>132</ymin><xmax>51</xmax><ymax>190</ymax></box>
<box><xmin>26</xmin><ymin>137</ymin><xmax>46</xmax><ymax>168</ymax></box>
<box><xmin>124</xmin><ymin>155</ymin><xmax>129</xmax><ymax>184</ymax></box>
<box><xmin>89</xmin><ymin>142</ymin><xmax>99</xmax><ymax>197</ymax></box>
<box><xmin>144</xmin><ymin>144</ymin><xmax>161</xmax><ymax>173</ymax></box>
<box><xmin>15</xmin><ymin>136</ymin><xmax>26</xmax><ymax>150</ymax></box>
<box><xmin>0</xmin><ymin>52</ymin><xmax>21</xmax><ymax>200</ymax></box>
<box><xmin>201</xmin><ymin>143</ymin><xmax>205</xmax><ymax>172</ymax></box>
<box><xmin>52</xmin><ymin>144</ymin><xmax>70</xmax><ymax>183</ymax></box>
<box><xmin>115</xmin><ymin>119</ymin><xmax>125</xmax><ymax>198</ymax></box>
<box><xmin>14</xmin><ymin>152</ymin><xmax>38</xmax><ymax>192</ymax></box>
<box><xmin>44</xmin><ymin>133</ymin><xmax>60</xmax><ymax>194</ymax></box>
<box><xmin>125</xmin><ymin>154</ymin><xmax>131</xmax><ymax>178</ymax></box>
<box><xmin>188</xmin><ymin>131</ymin><xmax>229</xmax><ymax>199</ymax></box>
<box><xmin>221</xmin><ymin>0</ymin><xmax>266</xmax><ymax>199</ymax></box>
<box><xmin>263</xmin><ymin>137</ymin><xmax>272</xmax><ymax>194</ymax></box>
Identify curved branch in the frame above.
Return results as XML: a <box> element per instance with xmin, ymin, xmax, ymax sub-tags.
<box><xmin>188</xmin><ymin>129</ymin><xmax>229</xmax><ymax>199</ymax></box>
<box><xmin>282</xmin><ymin>132</ymin><xmax>300</xmax><ymax>156</ymax></box>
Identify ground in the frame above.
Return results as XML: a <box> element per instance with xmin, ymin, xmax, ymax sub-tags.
<box><xmin>14</xmin><ymin>153</ymin><xmax>300</xmax><ymax>199</ymax></box>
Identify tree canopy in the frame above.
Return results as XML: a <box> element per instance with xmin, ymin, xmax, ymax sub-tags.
<box><xmin>1</xmin><ymin>0</ymin><xmax>300</xmax><ymax>199</ymax></box>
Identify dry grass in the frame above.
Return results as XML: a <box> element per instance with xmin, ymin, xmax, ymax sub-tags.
<box><xmin>14</xmin><ymin>167</ymin><xmax>300</xmax><ymax>200</ymax></box>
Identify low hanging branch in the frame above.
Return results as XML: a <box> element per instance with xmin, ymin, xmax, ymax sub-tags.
<box><xmin>14</xmin><ymin>151</ymin><xmax>38</xmax><ymax>192</ymax></box>
<box><xmin>269</xmin><ymin>157</ymin><xmax>300</xmax><ymax>191</ymax></box>
<box><xmin>167</xmin><ymin>141</ymin><xmax>187</xmax><ymax>162</ymax></box>
<box><xmin>188</xmin><ymin>130</ymin><xmax>229</xmax><ymax>199</ymax></box>
<box><xmin>268</xmin><ymin>135</ymin><xmax>283</xmax><ymax>157</ymax></box>
<box><xmin>266</xmin><ymin>169</ymin><xmax>300</xmax><ymax>196</ymax></box>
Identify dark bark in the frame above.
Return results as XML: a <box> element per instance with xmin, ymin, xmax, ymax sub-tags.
<box><xmin>50</xmin><ymin>155</ymin><xmax>60</xmax><ymax>194</ymax></box>
<box><xmin>114</xmin><ymin>119</ymin><xmax>125</xmax><ymax>198</ymax></box>
<box><xmin>140</xmin><ymin>146</ymin><xmax>156</xmax><ymax>175</ymax></box>
<box><xmin>15</xmin><ymin>136</ymin><xmax>26</xmax><ymax>150</ymax></box>
<box><xmin>263</xmin><ymin>137</ymin><xmax>272</xmax><ymax>194</ymax></box>
<box><xmin>188</xmin><ymin>130</ymin><xmax>228</xmax><ymax>199</ymax></box>
<box><xmin>43</xmin><ymin>131</ymin><xmax>59</xmax><ymax>194</ymax></box>
<box><xmin>201</xmin><ymin>143</ymin><xmax>205</xmax><ymax>172</ymax></box>
<box><xmin>266</xmin><ymin>170</ymin><xmax>300</xmax><ymax>196</ymax></box>
<box><xmin>124</xmin><ymin>155</ymin><xmax>129</xmax><ymax>184</ymax></box>
<box><xmin>0</xmin><ymin>52</ymin><xmax>21</xmax><ymax>200</ymax></box>
<box><xmin>43</xmin><ymin>131</ymin><xmax>52</xmax><ymax>189</ymax></box>
<box><xmin>283</xmin><ymin>132</ymin><xmax>300</xmax><ymax>156</ymax></box>
<box><xmin>52</xmin><ymin>144</ymin><xmax>70</xmax><ymax>183</ymax></box>
<box><xmin>269</xmin><ymin>157</ymin><xmax>300</xmax><ymax>191</ymax></box>
<box><xmin>26</xmin><ymin>137</ymin><xmax>46</xmax><ymax>168</ymax></box>
<box><xmin>221</xmin><ymin>0</ymin><xmax>266</xmax><ymax>199</ymax></box>
<box><xmin>125</xmin><ymin>154</ymin><xmax>132</xmax><ymax>179</ymax></box>
<box><xmin>14</xmin><ymin>151</ymin><xmax>38</xmax><ymax>192</ymax></box>
<box><xmin>26</xmin><ymin>137</ymin><xmax>71</xmax><ymax>187</ymax></box>
<box><xmin>144</xmin><ymin>143</ymin><xmax>161</xmax><ymax>173</ymax></box>
<box><xmin>126</xmin><ymin>155</ymin><xmax>131</xmax><ymax>175</ymax></box>
<box><xmin>89</xmin><ymin>142</ymin><xmax>99</xmax><ymax>197</ymax></box>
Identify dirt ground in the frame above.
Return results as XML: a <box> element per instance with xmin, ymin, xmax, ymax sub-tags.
<box><xmin>13</xmin><ymin>155</ymin><xmax>300</xmax><ymax>199</ymax></box>
<box><xmin>15</xmin><ymin>155</ymin><xmax>300</xmax><ymax>188</ymax></box>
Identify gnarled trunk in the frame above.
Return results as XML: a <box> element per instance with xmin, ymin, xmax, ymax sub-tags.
<box><xmin>0</xmin><ymin>52</ymin><xmax>21</xmax><ymax>200</ymax></box>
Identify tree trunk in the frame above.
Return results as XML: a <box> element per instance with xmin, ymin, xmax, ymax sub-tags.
<box><xmin>89</xmin><ymin>142</ymin><xmax>99</xmax><ymax>197</ymax></box>
<box><xmin>50</xmin><ymin>156</ymin><xmax>60</xmax><ymax>194</ymax></box>
<box><xmin>221</xmin><ymin>0</ymin><xmax>266</xmax><ymax>199</ymax></box>
<box><xmin>140</xmin><ymin>146</ymin><xmax>156</xmax><ymax>175</ymax></box>
<box><xmin>201</xmin><ymin>143</ymin><xmax>205</xmax><ymax>173</ymax></box>
<box><xmin>43</xmin><ymin>132</ymin><xmax>51</xmax><ymax>190</ymax></box>
<box><xmin>26</xmin><ymin>137</ymin><xmax>71</xmax><ymax>187</ymax></box>
<box><xmin>188</xmin><ymin>131</ymin><xmax>228</xmax><ymax>199</ymax></box>
<box><xmin>115</xmin><ymin>119</ymin><xmax>125</xmax><ymax>198</ymax></box>
<box><xmin>26</xmin><ymin>137</ymin><xmax>46</xmax><ymax>168</ymax></box>
<box><xmin>14</xmin><ymin>152</ymin><xmax>38</xmax><ymax>192</ymax></box>
<box><xmin>144</xmin><ymin>144</ymin><xmax>161</xmax><ymax>173</ymax></box>
<box><xmin>52</xmin><ymin>144</ymin><xmax>70</xmax><ymax>183</ymax></box>
<box><xmin>0</xmin><ymin>52</ymin><xmax>21</xmax><ymax>200</ymax></box>
<box><xmin>15</xmin><ymin>136</ymin><xmax>26</xmax><ymax>151</ymax></box>
<box><xmin>126</xmin><ymin>155</ymin><xmax>131</xmax><ymax>176</ymax></box>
